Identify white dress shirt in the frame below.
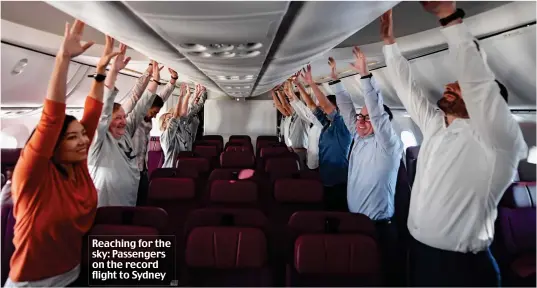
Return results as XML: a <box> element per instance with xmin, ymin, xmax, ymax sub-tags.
<box><xmin>283</xmin><ymin>112</ymin><xmax>307</xmax><ymax>149</ymax></box>
<box><xmin>290</xmin><ymin>99</ymin><xmax>323</xmax><ymax>169</ymax></box>
<box><xmin>383</xmin><ymin>22</ymin><xmax>527</xmax><ymax>253</ymax></box>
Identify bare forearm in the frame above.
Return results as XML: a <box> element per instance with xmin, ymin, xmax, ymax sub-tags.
<box><xmin>181</xmin><ymin>94</ymin><xmax>191</xmax><ymax>116</ymax></box>
<box><xmin>310</xmin><ymin>83</ymin><xmax>334</xmax><ymax>113</ymax></box>
<box><xmin>173</xmin><ymin>97</ymin><xmax>182</xmax><ymax>118</ymax></box>
<box><xmin>296</xmin><ymin>82</ymin><xmax>316</xmax><ymax>109</ymax></box>
<box><xmin>46</xmin><ymin>55</ymin><xmax>71</xmax><ymax>103</ymax></box>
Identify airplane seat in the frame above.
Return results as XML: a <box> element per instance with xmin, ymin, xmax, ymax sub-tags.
<box><xmin>225</xmin><ymin>143</ymin><xmax>254</xmax><ymax>153</ymax></box>
<box><xmin>496</xmin><ymin>182</ymin><xmax>536</xmax><ymax>286</ymax></box>
<box><xmin>257</xmin><ymin>147</ymin><xmax>296</xmax><ymax>171</ymax></box>
<box><xmin>202</xmin><ymin>135</ymin><xmax>224</xmax><ymax>144</ymax></box>
<box><xmin>193</xmin><ymin>144</ymin><xmax>219</xmax><ymax>168</ymax></box>
<box><xmin>196</xmin><ymin>139</ymin><xmax>223</xmax><ymax>155</ymax></box>
<box><xmin>265</xmin><ymin>157</ymin><xmax>300</xmax><ymax>182</ymax></box>
<box><xmin>517</xmin><ymin>161</ymin><xmax>536</xmax><ymax>183</ymax></box>
<box><xmin>405</xmin><ymin>146</ymin><xmax>420</xmax><ymax>187</ymax></box>
<box><xmin>229</xmin><ymin>135</ymin><xmax>252</xmax><ymax>143</ymax></box>
<box><xmin>220</xmin><ymin>151</ymin><xmax>255</xmax><ymax>169</ymax></box>
<box><xmin>208</xmin><ymin>168</ymin><xmax>258</xmax><ymax>183</ymax></box>
<box><xmin>256</xmin><ymin>139</ymin><xmax>281</xmax><ymax>157</ymax></box>
<box><xmin>1</xmin><ymin>204</ymin><xmax>14</xmax><ymax>286</ymax></box>
<box><xmin>206</xmin><ymin>180</ymin><xmax>260</xmax><ymax>209</ymax></box>
<box><xmin>183</xmin><ymin>208</ymin><xmax>271</xmax><ymax>286</ymax></box>
<box><xmin>286</xmin><ymin>211</ymin><xmax>381</xmax><ymax>286</ymax></box>
<box><xmin>150</xmin><ymin>168</ymin><xmax>199</xmax><ymax>181</ymax></box>
<box><xmin>177</xmin><ymin>151</ymin><xmax>195</xmax><ymax>158</ymax></box>
<box><xmin>257</xmin><ymin>135</ymin><xmax>280</xmax><ymax>142</ymax></box>
<box><xmin>177</xmin><ymin>157</ymin><xmax>211</xmax><ymax>180</ymax></box>
<box><xmin>93</xmin><ymin>206</ymin><xmax>169</xmax><ymax>234</ymax></box>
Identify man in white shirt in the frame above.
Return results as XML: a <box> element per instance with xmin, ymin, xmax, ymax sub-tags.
<box><xmin>381</xmin><ymin>2</ymin><xmax>527</xmax><ymax>286</ymax></box>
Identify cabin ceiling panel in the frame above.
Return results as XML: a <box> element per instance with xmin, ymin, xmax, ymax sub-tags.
<box><xmin>123</xmin><ymin>1</ymin><xmax>290</xmax><ymax>98</ymax></box>
<box><xmin>45</xmin><ymin>1</ymin><xmax>222</xmax><ymax>93</ymax></box>
<box><xmin>253</xmin><ymin>1</ymin><xmax>399</xmax><ymax>96</ymax></box>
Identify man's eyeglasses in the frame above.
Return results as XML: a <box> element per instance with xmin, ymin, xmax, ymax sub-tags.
<box><xmin>357</xmin><ymin>114</ymin><xmax>370</xmax><ymax>122</ymax></box>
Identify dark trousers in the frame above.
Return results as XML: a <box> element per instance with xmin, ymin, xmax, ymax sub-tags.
<box><xmin>374</xmin><ymin>219</ymin><xmax>402</xmax><ymax>286</ymax></box>
<box><xmin>323</xmin><ymin>183</ymin><xmax>348</xmax><ymax>211</ymax></box>
<box><xmin>136</xmin><ymin>170</ymin><xmax>149</xmax><ymax>206</ymax></box>
<box><xmin>410</xmin><ymin>237</ymin><xmax>501</xmax><ymax>287</ymax></box>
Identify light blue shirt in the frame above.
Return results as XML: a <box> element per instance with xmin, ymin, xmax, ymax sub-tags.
<box><xmin>334</xmin><ymin>77</ymin><xmax>403</xmax><ymax>220</ymax></box>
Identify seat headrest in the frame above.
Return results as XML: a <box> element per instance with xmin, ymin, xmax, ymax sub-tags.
<box><xmin>149</xmin><ymin>178</ymin><xmax>196</xmax><ymax>200</ymax></box>
<box><xmin>210</xmin><ymin>180</ymin><xmax>258</xmax><ymax>204</ymax></box>
<box><xmin>150</xmin><ymin>168</ymin><xmax>199</xmax><ymax>180</ymax></box>
<box><xmin>220</xmin><ymin>151</ymin><xmax>255</xmax><ymax>168</ymax></box>
<box><xmin>294</xmin><ymin>234</ymin><xmax>380</xmax><ymax>274</ymax></box>
<box><xmin>186</xmin><ymin>227</ymin><xmax>266</xmax><ymax>268</ymax></box>
<box><xmin>177</xmin><ymin>157</ymin><xmax>210</xmax><ymax>173</ymax></box>
<box><xmin>274</xmin><ymin>179</ymin><xmax>323</xmax><ymax>203</ymax></box>
<box><xmin>1</xmin><ymin>149</ymin><xmax>22</xmax><ymax>166</ymax></box>
<box><xmin>185</xmin><ymin>208</ymin><xmax>267</xmax><ymax>235</ymax></box>
<box><xmin>500</xmin><ymin>182</ymin><xmax>536</xmax><ymax>208</ymax></box>
<box><xmin>93</xmin><ymin>207</ymin><xmax>168</xmax><ymax>233</ymax></box>
<box><xmin>288</xmin><ymin>211</ymin><xmax>376</xmax><ymax>236</ymax></box>
<box><xmin>265</xmin><ymin>157</ymin><xmax>300</xmax><ymax>174</ymax></box>
<box><xmin>518</xmin><ymin>161</ymin><xmax>536</xmax><ymax>182</ymax></box>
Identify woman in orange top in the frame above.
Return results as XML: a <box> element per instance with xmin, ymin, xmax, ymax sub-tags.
<box><xmin>6</xmin><ymin>20</ymin><xmax>130</xmax><ymax>287</ymax></box>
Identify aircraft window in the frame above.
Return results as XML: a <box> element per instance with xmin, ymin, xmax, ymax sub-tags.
<box><xmin>0</xmin><ymin>132</ymin><xmax>17</xmax><ymax>148</ymax></box>
<box><xmin>401</xmin><ymin>131</ymin><xmax>417</xmax><ymax>151</ymax></box>
<box><xmin>527</xmin><ymin>146</ymin><xmax>537</xmax><ymax>164</ymax></box>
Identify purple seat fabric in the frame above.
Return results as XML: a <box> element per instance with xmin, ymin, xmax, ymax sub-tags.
<box><xmin>220</xmin><ymin>151</ymin><xmax>255</xmax><ymax>169</ymax></box>
<box><xmin>497</xmin><ymin>182</ymin><xmax>536</xmax><ymax>285</ymax></box>
<box><xmin>229</xmin><ymin>135</ymin><xmax>252</xmax><ymax>143</ymax></box>
<box><xmin>286</xmin><ymin>211</ymin><xmax>381</xmax><ymax>287</ymax></box>
<box><xmin>93</xmin><ymin>206</ymin><xmax>168</xmax><ymax>234</ymax></box>
<box><xmin>150</xmin><ymin>167</ymin><xmax>199</xmax><ymax>180</ymax></box>
<box><xmin>183</xmin><ymin>208</ymin><xmax>271</xmax><ymax>286</ymax></box>
<box><xmin>147</xmin><ymin>150</ymin><xmax>163</xmax><ymax>177</ymax></box>
<box><xmin>405</xmin><ymin>146</ymin><xmax>420</xmax><ymax>187</ymax></box>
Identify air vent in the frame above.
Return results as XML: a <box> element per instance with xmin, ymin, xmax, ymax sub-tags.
<box><xmin>180</xmin><ymin>43</ymin><xmax>206</xmax><ymax>51</ymax></box>
<box><xmin>237</xmin><ymin>43</ymin><xmax>263</xmax><ymax>50</ymax></box>
<box><xmin>207</xmin><ymin>44</ymin><xmax>234</xmax><ymax>52</ymax></box>
<box><xmin>213</xmin><ymin>51</ymin><xmax>236</xmax><ymax>58</ymax></box>
<box><xmin>187</xmin><ymin>51</ymin><xmax>212</xmax><ymax>58</ymax></box>
<box><xmin>215</xmin><ymin>75</ymin><xmax>256</xmax><ymax>82</ymax></box>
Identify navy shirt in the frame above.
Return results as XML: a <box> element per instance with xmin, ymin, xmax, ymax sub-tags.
<box><xmin>314</xmin><ymin>107</ymin><xmax>352</xmax><ymax>187</ymax></box>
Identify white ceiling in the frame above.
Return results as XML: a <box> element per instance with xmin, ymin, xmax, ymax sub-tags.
<box><xmin>1</xmin><ymin>1</ymin><xmax>535</xmax><ymax>109</ymax></box>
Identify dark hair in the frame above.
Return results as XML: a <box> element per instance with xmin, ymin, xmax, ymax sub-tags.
<box><xmin>383</xmin><ymin>104</ymin><xmax>393</xmax><ymax>121</ymax></box>
<box><xmin>495</xmin><ymin>80</ymin><xmax>508</xmax><ymax>103</ymax></box>
<box><xmin>151</xmin><ymin>96</ymin><xmax>164</xmax><ymax>108</ymax></box>
<box><xmin>113</xmin><ymin>103</ymin><xmax>122</xmax><ymax>113</ymax></box>
<box><xmin>327</xmin><ymin>95</ymin><xmax>337</xmax><ymax>107</ymax></box>
<box><xmin>26</xmin><ymin>114</ymin><xmax>78</xmax><ymax>177</ymax></box>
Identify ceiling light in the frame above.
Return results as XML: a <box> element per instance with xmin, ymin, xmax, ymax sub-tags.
<box><xmin>208</xmin><ymin>44</ymin><xmax>234</xmax><ymax>52</ymax></box>
<box><xmin>217</xmin><ymin>76</ymin><xmax>229</xmax><ymax>80</ymax></box>
<box><xmin>245</xmin><ymin>75</ymin><xmax>255</xmax><ymax>80</ymax></box>
<box><xmin>230</xmin><ymin>76</ymin><xmax>240</xmax><ymax>80</ymax></box>
<box><xmin>367</xmin><ymin>61</ymin><xmax>379</xmax><ymax>66</ymax></box>
<box><xmin>11</xmin><ymin>58</ymin><xmax>28</xmax><ymax>75</ymax></box>
<box><xmin>243</xmin><ymin>86</ymin><xmax>251</xmax><ymax>89</ymax></box>
<box><xmin>225</xmin><ymin>86</ymin><xmax>232</xmax><ymax>89</ymax></box>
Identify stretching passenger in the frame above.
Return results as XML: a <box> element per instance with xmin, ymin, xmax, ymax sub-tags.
<box><xmin>88</xmin><ymin>45</ymin><xmax>158</xmax><ymax>207</ymax></box>
<box><xmin>300</xmin><ymin>64</ymin><xmax>352</xmax><ymax>211</ymax></box>
<box><xmin>381</xmin><ymin>3</ymin><xmax>527</xmax><ymax>286</ymax></box>
<box><xmin>120</xmin><ymin>62</ymin><xmax>177</xmax><ymax>205</ymax></box>
<box><xmin>6</xmin><ymin>21</ymin><xmax>119</xmax><ymax>287</ymax></box>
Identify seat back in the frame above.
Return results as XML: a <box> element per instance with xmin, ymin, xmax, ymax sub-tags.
<box><xmin>147</xmin><ymin>150</ymin><xmax>164</xmax><ymax>176</ymax></box>
<box><xmin>1</xmin><ymin>149</ymin><xmax>21</xmax><ymax>175</ymax></box>
<box><xmin>177</xmin><ymin>157</ymin><xmax>210</xmax><ymax>174</ymax></box>
<box><xmin>265</xmin><ymin>157</ymin><xmax>300</xmax><ymax>181</ymax></box>
<box><xmin>184</xmin><ymin>208</ymin><xmax>271</xmax><ymax>286</ymax></box>
<box><xmin>209</xmin><ymin>180</ymin><xmax>258</xmax><ymax>208</ymax></box>
<box><xmin>150</xmin><ymin>168</ymin><xmax>199</xmax><ymax>180</ymax></box>
<box><xmin>93</xmin><ymin>206</ymin><xmax>169</xmax><ymax>233</ymax></box>
<box><xmin>271</xmin><ymin>179</ymin><xmax>324</xmax><ymax>227</ymax></box>
<box><xmin>405</xmin><ymin>146</ymin><xmax>420</xmax><ymax>187</ymax></box>
<box><xmin>229</xmin><ymin>135</ymin><xmax>252</xmax><ymax>142</ymax></box>
<box><xmin>220</xmin><ymin>151</ymin><xmax>255</xmax><ymax>169</ymax></box>
<box><xmin>196</xmin><ymin>140</ymin><xmax>223</xmax><ymax>155</ymax></box>
<box><xmin>225</xmin><ymin>144</ymin><xmax>253</xmax><ymax>153</ymax></box>
<box><xmin>286</xmin><ymin>212</ymin><xmax>381</xmax><ymax>286</ymax></box>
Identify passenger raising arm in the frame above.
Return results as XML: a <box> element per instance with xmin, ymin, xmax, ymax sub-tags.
<box><xmin>120</xmin><ymin>62</ymin><xmax>152</xmax><ymax>114</ymax></box>
<box><xmin>426</xmin><ymin>2</ymin><xmax>526</xmax><ymax>154</ymax></box>
<box><xmin>8</xmin><ymin>21</ymin><xmax>122</xmax><ymax>287</ymax></box>
<box><xmin>349</xmin><ymin>46</ymin><xmax>400</xmax><ymax>152</ymax></box>
<box><xmin>381</xmin><ymin>10</ymin><xmax>442</xmax><ymax>134</ymax></box>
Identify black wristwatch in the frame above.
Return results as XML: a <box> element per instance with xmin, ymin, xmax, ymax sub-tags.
<box><xmin>88</xmin><ymin>73</ymin><xmax>106</xmax><ymax>82</ymax></box>
<box><xmin>151</xmin><ymin>79</ymin><xmax>163</xmax><ymax>85</ymax></box>
<box><xmin>439</xmin><ymin>8</ymin><xmax>465</xmax><ymax>26</ymax></box>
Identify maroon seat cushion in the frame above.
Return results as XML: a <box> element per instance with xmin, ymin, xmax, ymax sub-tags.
<box><xmin>220</xmin><ymin>151</ymin><xmax>255</xmax><ymax>169</ymax></box>
<box><xmin>274</xmin><ymin>179</ymin><xmax>323</xmax><ymax>203</ymax></box>
<box><xmin>511</xmin><ymin>254</ymin><xmax>536</xmax><ymax>278</ymax></box>
<box><xmin>177</xmin><ymin>157</ymin><xmax>210</xmax><ymax>173</ymax></box>
<box><xmin>210</xmin><ymin>180</ymin><xmax>258</xmax><ymax>204</ymax></box>
<box><xmin>149</xmin><ymin>178</ymin><xmax>196</xmax><ymax>200</ymax></box>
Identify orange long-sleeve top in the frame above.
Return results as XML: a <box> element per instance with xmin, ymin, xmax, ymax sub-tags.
<box><xmin>9</xmin><ymin>96</ymin><xmax>102</xmax><ymax>282</ymax></box>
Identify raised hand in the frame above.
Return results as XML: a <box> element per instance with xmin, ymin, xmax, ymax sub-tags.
<box><xmin>283</xmin><ymin>81</ymin><xmax>296</xmax><ymax>101</ymax></box>
<box><xmin>300</xmin><ymin>64</ymin><xmax>314</xmax><ymax>84</ymax></box>
<box><xmin>97</xmin><ymin>35</ymin><xmax>121</xmax><ymax>69</ymax></box>
<box><xmin>180</xmin><ymin>83</ymin><xmax>188</xmax><ymax>97</ymax></box>
<box><xmin>421</xmin><ymin>1</ymin><xmax>456</xmax><ymax>18</ymax></box>
<box><xmin>145</xmin><ymin>62</ymin><xmax>154</xmax><ymax>74</ymax></box>
<box><xmin>380</xmin><ymin>10</ymin><xmax>395</xmax><ymax>45</ymax></box>
<box><xmin>110</xmin><ymin>43</ymin><xmax>131</xmax><ymax>72</ymax></box>
<box><xmin>152</xmin><ymin>61</ymin><xmax>164</xmax><ymax>82</ymax></box>
<box><xmin>328</xmin><ymin>57</ymin><xmax>338</xmax><ymax>80</ymax></box>
<box><xmin>349</xmin><ymin>46</ymin><xmax>370</xmax><ymax>77</ymax></box>
<box><xmin>58</xmin><ymin>20</ymin><xmax>94</xmax><ymax>58</ymax></box>
<box><xmin>168</xmin><ymin>68</ymin><xmax>178</xmax><ymax>79</ymax></box>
